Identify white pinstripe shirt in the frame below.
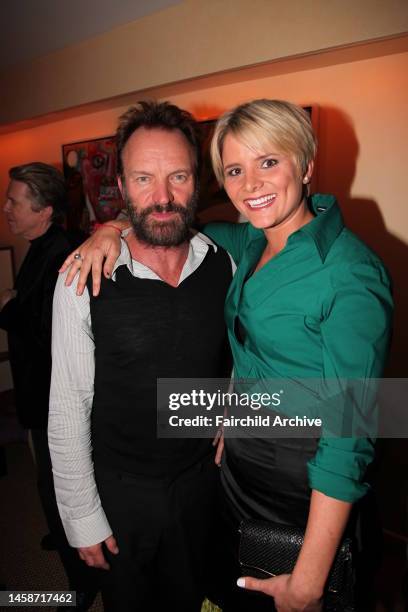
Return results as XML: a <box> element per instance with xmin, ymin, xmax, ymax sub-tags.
<box><xmin>48</xmin><ymin>231</ymin><xmax>232</xmax><ymax>548</ymax></box>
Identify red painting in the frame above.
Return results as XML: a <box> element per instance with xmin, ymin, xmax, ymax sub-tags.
<box><xmin>62</xmin><ymin>136</ymin><xmax>124</xmax><ymax>232</ymax></box>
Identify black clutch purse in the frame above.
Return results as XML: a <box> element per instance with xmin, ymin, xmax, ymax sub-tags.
<box><xmin>239</xmin><ymin>519</ymin><xmax>355</xmax><ymax>611</ymax></box>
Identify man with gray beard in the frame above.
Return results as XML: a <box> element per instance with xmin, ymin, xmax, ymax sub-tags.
<box><xmin>48</xmin><ymin>102</ymin><xmax>232</xmax><ymax>611</ymax></box>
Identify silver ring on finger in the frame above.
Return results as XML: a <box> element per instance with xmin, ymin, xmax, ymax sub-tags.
<box><xmin>73</xmin><ymin>253</ymin><xmax>82</xmax><ymax>261</ymax></box>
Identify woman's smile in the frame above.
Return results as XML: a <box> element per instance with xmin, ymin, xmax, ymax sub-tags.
<box><xmin>244</xmin><ymin>193</ymin><xmax>277</xmax><ymax>209</ymax></box>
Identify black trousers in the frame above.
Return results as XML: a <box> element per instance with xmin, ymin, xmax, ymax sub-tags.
<box><xmin>95</xmin><ymin>455</ymin><xmax>219</xmax><ymax>612</ymax></box>
<box><xmin>30</xmin><ymin>427</ymin><xmax>101</xmax><ymax>594</ymax></box>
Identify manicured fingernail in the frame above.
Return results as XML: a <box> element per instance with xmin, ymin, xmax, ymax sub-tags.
<box><xmin>237</xmin><ymin>578</ymin><xmax>245</xmax><ymax>588</ymax></box>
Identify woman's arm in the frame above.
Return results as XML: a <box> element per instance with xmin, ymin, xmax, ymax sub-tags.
<box><xmin>240</xmin><ymin>491</ymin><xmax>351</xmax><ymax>610</ymax></box>
<box><xmin>61</xmin><ymin>218</ymin><xmax>252</xmax><ymax>296</ymax></box>
<box><xmin>60</xmin><ymin>218</ymin><xmax>129</xmax><ymax>296</ymax></box>
<box><xmin>291</xmin><ymin>491</ymin><xmax>351</xmax><ymax>597</ymax></box>
<box><xmin>203</xmin><ymin>221</ymin><xmax>255</xmax><ymax>264</ymax></box>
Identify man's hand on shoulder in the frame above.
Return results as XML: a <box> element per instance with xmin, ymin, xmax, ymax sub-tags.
<box><xmin>78</xmin><ymin>534</ymin><xmax>119</xmax><ymax>570</ymax></box>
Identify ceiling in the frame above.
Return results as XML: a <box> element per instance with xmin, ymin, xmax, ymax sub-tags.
<box><xmin>0</xmin><ymin>0</ymin><xmax>181</xmax><ymax>72</ymax></box>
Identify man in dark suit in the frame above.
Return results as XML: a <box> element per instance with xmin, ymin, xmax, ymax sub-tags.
<box><xmin>0</xmin><ymin>162</ymin><xmax>98</xmax><ymax>610</ymax></box>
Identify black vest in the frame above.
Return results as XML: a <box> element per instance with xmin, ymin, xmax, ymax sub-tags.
<box><xmin>89</xmin><ymin>244</ymin><xmax>232</xmax><ymax>478</ymax></box>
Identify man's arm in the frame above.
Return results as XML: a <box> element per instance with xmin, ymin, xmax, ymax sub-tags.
<box><xmin>48</xmin><ymin>273</ymin><xmax>118</xmax><ymax>568</ymax></box>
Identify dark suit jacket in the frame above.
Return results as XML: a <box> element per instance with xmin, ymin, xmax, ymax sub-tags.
<box><xmin>0</xmin><ymin>224</ymin><xmax>74</xmax><ymax>429</ymax></box>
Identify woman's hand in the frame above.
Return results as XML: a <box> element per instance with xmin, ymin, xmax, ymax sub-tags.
<box><xmin>238</xmin><ymin>573</ymin><xmax>322</xmax><ymax>612</ymax></box>
<box><xmin>60</xmin><ymin>226</ymin><xmax>123</xmax><ymax>296</ymax></box>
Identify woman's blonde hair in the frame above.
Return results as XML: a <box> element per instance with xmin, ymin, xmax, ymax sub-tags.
<box><xmin>210</xmin><ymin>99</ymin><xmax>317</xmax><ymax>184</ymax></box>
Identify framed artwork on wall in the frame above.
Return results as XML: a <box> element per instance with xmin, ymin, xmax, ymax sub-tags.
<box><xmin>195</xmin><ymin>120</ymin><xmax>238</xmax><ymax>225</ymax></box>
<box><xmin>62</xmin><ymin>136</ymin><xmax>124</xmax><ymax>233</ymax></box>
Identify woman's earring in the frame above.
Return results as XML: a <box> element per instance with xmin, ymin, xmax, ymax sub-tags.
<box><xmin>302</xmin><ymin>176</ymin><xmax>311</xmax><ymax>198</ymax></box>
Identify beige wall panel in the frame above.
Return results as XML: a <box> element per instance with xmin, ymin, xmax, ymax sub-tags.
<box><xmin>1</xmin><ymin>0</ymin><xmax>408</xmax><ymax>124</ymax></box>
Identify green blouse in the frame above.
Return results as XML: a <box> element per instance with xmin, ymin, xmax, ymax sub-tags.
<box><xmin>204</xmin><ymin>194</ymin><xmax>393</xmax><ymax>502</ymax></box>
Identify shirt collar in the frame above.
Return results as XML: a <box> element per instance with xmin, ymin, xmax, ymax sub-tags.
<box><xmin>29</xmin><ymin>223</ymin><xmax>58</xmax><ymax>246</ymax></box>
<box><xmin>111</xmin><ymin>229</ymin><xmax>217</xmax><ymax>281</ymax></box>
<box><xmin>246</xmin><ymin>193</ymin><xmax>344</xmax><ymax>262</ymax></box>
<box><xmin>297</xmin><ymin>193</ymin><xmax>344</xmax><ymax>262</ymax></box>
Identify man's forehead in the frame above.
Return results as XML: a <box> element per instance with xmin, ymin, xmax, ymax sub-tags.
<box><xmin>123</xmin><ymin>127</ymin><xmax>194</xmax><ymax>166</ymax></box>
<box><xmin>7</xmin><ymin>179</ymin><xmax>31</xmax><ymax>198</ymax></box>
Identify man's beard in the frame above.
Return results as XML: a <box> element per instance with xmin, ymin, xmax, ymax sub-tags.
<box><xmin>124</xmin><ymin>188</ymin><xmax>198</xmax><ymax>247</ymax></box>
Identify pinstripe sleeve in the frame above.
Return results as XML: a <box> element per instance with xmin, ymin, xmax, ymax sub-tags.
<box><xmin>48</xmin><ymin>272</ymin><xmax>112</xmax><ymax>547</ymax></box>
